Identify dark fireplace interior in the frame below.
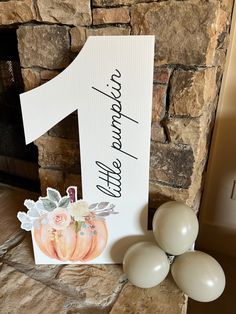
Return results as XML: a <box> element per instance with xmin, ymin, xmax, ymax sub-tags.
<box><xmin>0</xmin><ymin>28</ymin><xmax>40</xmax><ymax>191</ymax></box>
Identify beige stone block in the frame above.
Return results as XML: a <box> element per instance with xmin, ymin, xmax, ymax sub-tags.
<box><xmin>21</xmin><ymin>68</ymin><xmax>41</xmax><ymax>92</ymax></box>
<box><xmin>93</xmin><ymin>0</ymin><xmax>143</xmax><ymax>6</ymax></box>
<box><xmin>166</xmin><ymin>118</ymin><xmax>201</xmax><ymax>148</ymax></box>
<box><xmin>39</xmin><ymin>168</ymin><xmax>65</xmax><ymax>195</ymax></box>
<box><xmin>169</xmin><ymin>68</ymin><xmax>217</xmax><ymax>117</ymax></box>
<box><xmin>17</xmin><ymin>25</ymin><xmax>71</xmax><ymax>69</ymax></box>
<box><xmin>39</xmin><ymin>169</ymin><xmax>82</xmax><ymax>197</ymax></box>
<box><xmin>0</xmin><ymin>0</ymin><xmax>36</xmax><ymax>25</ymax></box>
<box><xmin>220</xmin><ymin>0</ymin><xmax>234</xmax><ymax>12</ymax></box>
<box><xmin>149</xmin><ymin>182</ymin><xmax>190</xmax><ymax>208</ymax></box>
<box><xmin>152</xmin><ymin>84</ymin><xmax>167</xmax><ymax>122</ymax></box>
<box><xmin>58</xmin><ymin>264</ymin><xmax>125</xmax><ymax>307</ymax></box>
<box><xmin>0</xmin><ymin>264</ymin><xmax>67</xmax><ymax>314</ymax></box>
<box><xmin>131</xmin><ymin>1</ymin><xmax>228</xmax><ymax>66</ymax></box>
<box><xmin>165</xmin><ymin>116</ymin><xmax>211</xmax><ymax>163</ymax></box>
<box><xmin>21</xmin><ymin>68</ymin><xmax>60</xmax><ymax>91</ymax></box>
<box><xmin>70</xmin><ymin>27</ymin><xmax>87</xmax><ymax>52</ymax></box>
<box><xmin>151</xmin><ymin>121</ymin><xmax>166</xmax><ymax>143</ymax></box>
<box><xmin>37</xmin><ymin>0</ymin><xmax>92</xmax><ymax>26</ymax></box>
<box><xmin>154</xmin><ymin>67</ymin><xmax>172</xmax><ymax>85</ymax></box>
<box><xmin>86</xmin><ymin>26</ymin><xmax>130</xmax><ymax>37</ymax></box>
<box><xmin>150</xmin><ymin>142</ymin><xmax>194</xmax><ymax>189</ymax></box>
<box><xmin>40</xmin><ymin>69</ymin><xmax>60</xmax><ymax>81</ymax></box>
<box><xmin>93</xmin><ymin>7</ymin><xmax>130</xmax><ymax>25</ymax></box>
<box><xmin>48</xmin><ymin>113</ymin><xmax>78</xmax><ymax>139</ymax></box>
<box><xmin>110</xmin><ymin>277</ymin><xmax>187</xmax><ymax>314</ymax></box>
<box><xmin>35</xmin><ymin>135</ymin><xmax>80</xmax><ymax>169</ymax></box>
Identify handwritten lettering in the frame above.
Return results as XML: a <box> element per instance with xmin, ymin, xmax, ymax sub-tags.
<box><xmin>96</xmin><ymin>159</ymin><xmax>122</xmax><ymax>198</ymax></box>
<box><xmin>92</xmin><ymin>69</ymin><xmax>138</xmax><ymax>160</ymax></box>
<box><xmin>93</xmin><ymin>69</ymin><xmax>140</xmax><ymax>198</ymax></box>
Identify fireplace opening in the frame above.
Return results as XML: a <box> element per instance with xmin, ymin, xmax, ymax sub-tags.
<box><xmin>0</xmin><ymin>28</ymin><xmax>40</xmax><ymax>191</ymax></box>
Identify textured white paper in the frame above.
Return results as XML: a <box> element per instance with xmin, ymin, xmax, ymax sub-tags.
<box><xmin>20</xmin><ymin>36</ymin><xmax>155</xmax><ymax>264</ymax></box>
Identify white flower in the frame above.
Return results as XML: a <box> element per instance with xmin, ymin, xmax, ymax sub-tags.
<box><xmin>68</xmin><ymin>200</ymin><xmax>89</xmax><ymax>221</ymax></box>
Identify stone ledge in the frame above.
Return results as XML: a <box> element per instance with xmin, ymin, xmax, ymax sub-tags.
<box><xmin>0</xmin><ymin>185</ymin><xmax>187</xmax><ymax>314</ymax></box>
<box><xmin>110</xmin><ymin>278</ymin><xmax>187</xmax><ymax>314</ymax></box>
<box><xmin>0</xmin><ymin>184</ymin><xmax>38</xmax><ymax>246</ymax></box>
<box><xmin>0</xmin><ymin>264</ymin><xmax>67</xmax><ymax>314</ymax></box>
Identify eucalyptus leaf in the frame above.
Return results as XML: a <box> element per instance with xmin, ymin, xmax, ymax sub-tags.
<box><xmin>96</xmin><ymin>209</ymin><xmax>118</xmax><ymax>216</ymax></box>
<box><xmin>98</xmin><ymin>202</ymin><xmax>109</xmax><ymax>209</ymax></box>
<box><xmin>35</xmin><ymin>200</ymin><xmax>45</xmax><ymax>212</ymax></box>
<box><xmin>40</xmin><ymin>197</ymin><xmax>57</xmax><ymax>211</ymax></box>
<box><xmin>47</xmin><ymin>188</ymin><xmax>61</xmax><ymax>203</ymax></box>
<box><xmin>24</xmin><ymin>199</ymin><xmax>35</xmax><ymax>210</ymax></box>
<box><xmin>27</xmin><ymin>207</ymin><xmax>40</xmax><ymax>218</ymax></box>
<box><xmin>17</xmin><ymin>212</ymin><xmax>30</xmax><ymax>223</ymax></box>
<box><xmin>58</xmin><ymin>196</ymin><xmax>70</xmax><ymax>208</ymax></box>
<box><xmin>95</xmin><ymin>212</ymin><xmax>110</xmax><ymax>217</ymax></box>
<box><xmin>89</xmin><ymin>203</ymin><xmax>98</xmax><ymax>210</ymax></box>
<box><xmin>21</xmin><ymin>222</ymin><xmax>33</xmax><ymax>231</ymax></box>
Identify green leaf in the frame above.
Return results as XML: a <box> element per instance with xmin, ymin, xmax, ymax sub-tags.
<box><xmin>47</xmin><ymin>188</ymin><xmax>61</xmax><ymax>203</ymax></box>
<box><xmin>58</xmin><ymin>196</ymin><xmax>70</xmax><ymax>208</ymax></box>
<box><xmin>40</xmin><ymin>197</ymin><xmax>57</xmax><ymax>211</ymax></box>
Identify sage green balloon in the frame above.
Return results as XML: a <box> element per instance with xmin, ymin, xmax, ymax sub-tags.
<box><xmin>123</xmin><ymin>242</ymin><xmax>170</xmax><ymax>288</ymax></box>
<box><xmin>152</xmin><ymin>201</ymin><xmax>199</xmax><ymax>255</ymax></box>
<box><xmin>171</xmin><ymin>251</ymin><xmax>226</xmax><ymax>302</ymax></box>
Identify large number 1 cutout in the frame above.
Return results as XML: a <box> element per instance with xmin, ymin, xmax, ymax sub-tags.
<box><xmin>20</xmin><ymin>36</ymin><xmax>155</xmax><ymax>263</ymax></box>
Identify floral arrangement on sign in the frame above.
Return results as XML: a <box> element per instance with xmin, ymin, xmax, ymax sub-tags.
<box><xmin>17</xmin><ymin>186</ymin><xmax>117</xmax><ymax>262</ymax></box>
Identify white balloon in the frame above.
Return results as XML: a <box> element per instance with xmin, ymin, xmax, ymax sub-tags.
<box><xmin>171</xmin><ymin>251</ymin><xmax>226</xmax><ymax>302</ymax></box>
<box><xmin>123</xmin><ymin>242</ymin><xmax>170</xmax><ymax>288</ymax></box>
<box><xmin>152</xmin><ymin>201</ymin><xmax>199</xmax><ymax>255</ymax></box>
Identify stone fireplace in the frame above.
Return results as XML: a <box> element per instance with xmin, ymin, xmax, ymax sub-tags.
<box><xmin>3</xmin><ymin>0</ymin><xmax>232</xmax><ymax>214</ymax></box>
<box><xmin>0</xmin><ymin>0</ymin><xmax>234</xmax><ymax>312</ymax></box>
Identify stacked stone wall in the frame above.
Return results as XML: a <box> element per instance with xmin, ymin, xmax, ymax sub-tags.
<box><xmin>0</xmin><ymin>0</ymin><xmax>234</xmax><ymax>209</ymax></box>
<box><xmin>0</xmin><ymin>1</ymin><xmax>234</xmax><ymax>312</ymax></box>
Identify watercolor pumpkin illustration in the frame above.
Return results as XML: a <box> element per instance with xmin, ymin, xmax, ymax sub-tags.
<box><xmin>17</xmin><ymin>186</ymin><xmax>117</xmax><ymax>262</ymax></box>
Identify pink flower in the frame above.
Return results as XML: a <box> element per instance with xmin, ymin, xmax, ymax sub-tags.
<box><xmin>47</xmin><ymin>208</ymin><xmax>71</xmax><ymax>230</ymax></box>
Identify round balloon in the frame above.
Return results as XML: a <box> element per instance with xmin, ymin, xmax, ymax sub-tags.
<box><xmin>171</xmin><ymin>251</ymin><xmax>226</xmax><ymax>302</ymax></box>
<box><xmin>152</xmin><ymin>201</ymin><xmax>199</xmax><ymax>255</ymax></box>
<box><xmin>123</xmin><ymin>242</ymin><xmax>170</xmax><ymax>288</ymax></box>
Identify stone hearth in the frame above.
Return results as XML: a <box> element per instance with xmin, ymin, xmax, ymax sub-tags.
<box><xmin>0</xmin><ymin>184</ymin><xmax>187</xmax><ymax>313</ymax></box>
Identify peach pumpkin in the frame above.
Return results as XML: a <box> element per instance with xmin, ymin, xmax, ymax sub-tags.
<box><xmin>34</xmin><ymin>217</ymin><xmax>108</xmax><ymax>262</ymax></box>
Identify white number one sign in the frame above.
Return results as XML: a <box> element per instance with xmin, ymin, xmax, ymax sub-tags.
<box><xmin>20</xmin><ymin>36</ymin><xmax>155</xmax><ymax>264</ymax></box>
